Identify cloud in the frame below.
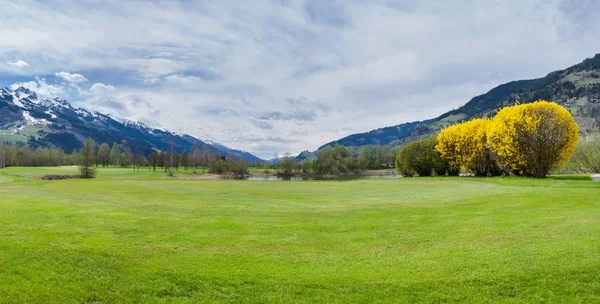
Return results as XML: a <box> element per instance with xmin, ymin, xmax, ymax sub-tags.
<box><xmin>55</xmin><ymin>71</ymin><xmax>88</xmax><ymax>84</ymax></box>
<box><xmin>143</xmin><ymin>77</ymin><xmax>160</xmax><ymax>84</ymax></box>
<box><xmin>1</xmin><ymin>0</ymin><xmax>600</xmax><ymax>158</ymax></box>
<box><xmin>259</xmin><ymin>109</ymin><xmax>318</xmax><ymax>122</ymax></box>
<box><xmin>10</xmin><ymin>77</ymin><xmax>65</xmax><ymax>98</ymax></box>
<box><xmin>89</xmin><ymin>83</ymin><xmax>116</xmax><ymax>94</ymax></box>
<box><xmin>251</xmin><ymin>119</ymin><xmax>273</xmax><ymax>130</ymax></box>
<box><xmin>8</xmin><ymin>60</ymin><xmax>29</xmax><ymax>68</ymax></box>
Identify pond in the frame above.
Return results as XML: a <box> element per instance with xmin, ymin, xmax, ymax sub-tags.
<box><xmin>238</xmin><ymin>174</ymin><xmax>402</xmax><ymax>181</ymax></box>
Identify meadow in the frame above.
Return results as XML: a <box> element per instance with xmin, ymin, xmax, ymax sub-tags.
<box><xmin>0</xmin><ymin>167</ymin><xmax>599</xmax><ymax>303</ymax></box>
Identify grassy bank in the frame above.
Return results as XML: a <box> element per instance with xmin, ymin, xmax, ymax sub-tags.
<box><xmin>0</xmin><ymin>167</ymin><xmax>599</xmax><ymax>303</ymax></box>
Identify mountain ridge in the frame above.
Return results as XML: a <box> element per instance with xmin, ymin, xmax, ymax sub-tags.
<box><xmin>0</xmin><ymin>87</ymin><xmax>263</xmax><ymax>162</ymax></box>
<box><xmin>321</xmin><ymin>53</ymin><xmax>600</xmax><ymax>149</ymax></box>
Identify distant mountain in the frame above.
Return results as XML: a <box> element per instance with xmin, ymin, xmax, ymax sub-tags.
<box><xmin>0</xmin><ymin>87</ymin><xmax>263</xmax><ymax>162</ymax></box>
<box><xmin>319</xmin><ymin>119</ymin><xmax>434</xmax><ymax>149</ymax></box>
<box><xmin>322</xmin><ymin>53</ymin><xmax>600</xmax><ymax>148</ymax></box>
<box><xmin>295</xmin><ymin>150</ymin><xmax>317</xmax><ymax>162</ymax></box>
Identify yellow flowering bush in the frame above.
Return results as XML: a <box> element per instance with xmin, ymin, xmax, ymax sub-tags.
<box><xmin>487</xmin><ymin>100</ymin><xmax>579</xmax><ymax>178</ymax></box>
<box><xmin>435</xmin><ymin>118</ymin><xmax>503</xmax><ymax>176</ymax></box>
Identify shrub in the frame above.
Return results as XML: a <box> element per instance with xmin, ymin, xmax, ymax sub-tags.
<box><xmin>436</xmin><ymin>118</ymin><xmax>503</xmax><ymax>177</ymax></box>
<box><xmin>209</xmin><ymin>158</ymin><xmax>228</xmax><ymax>174</ymax></box>
<box><xmin>209</xmin><ymin>158</ymin><xmax>249</xmax><ymax>176</ymax></box>
<box><xmin>396</xmin><ymin>136</ymin><xmax>450</xmax><ymax>177</ymax></box>
<box><xmin>487</xmin><ymin>101</ymin><xmax>579</xmax><ymax>178</ymax></box>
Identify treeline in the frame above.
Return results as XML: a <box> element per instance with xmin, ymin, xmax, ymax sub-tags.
<box><xmin>0</xmin><ymin>143</ymin><xmax>75</xmax><ymax>168</ymax></box>
<box><xmin>0</xmin><ymin>139</ymin><xmax>248</xmax><ymax>176</ymax></box>
<box><xmin>272</xmin><ymin>144</ymin><xmax>398</xmax><ymax>176</ymax></box>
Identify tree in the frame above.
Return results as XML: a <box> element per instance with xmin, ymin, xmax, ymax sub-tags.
<box><xmin>148</xmin><ymin>151</ymin><xmax>159</xmax><ymax>171</ymax></box>
<box><xmin>487</xmin><ymin>100</ymin><xmax>579</xmax><ymax>178</ymax></box>
<box><xmin>278</xmin><ymin>153</ymin><xmax>295</xmax><ymax>175</ymax></box>
<box><xmin>272</xmin><ymin>151</ymin><xmax>279</xmax><ymax>169</ymax></box>
<box><xmin>0</xmin><ymin>142</ymin><xmax>5</xmax><ymax>169</ymax></box>
<box><xmin>314</xmin><ymin>145</ymin><xmax>356</xmax><ymax>175</ymax></box>
<box><xmin>119</xmin><ymin>152</ymin><xmax>129</xmax><ymax>167</ymax></box>
<box><xmin>200</xmin><ymin>145</ymin><xmax>210</xmax><ymax>174</ymax></box>
<box><xmin>301</xmin><ymin>160</ymin><xmax>313</xmax><ymax>174</ymax></box>
<box><xmin>181</xmin><ymin>151</ymin><xmax>189</xmax><ymax>171</ymax></box>
<box><xmin>231</xmin><ymin>159</ymin><xmax>248</xmax><ymax>176</ymax></box>
<box><xmin>97</xmin><ymin>143</ymin><xmax>111</xmax><ymax>167</ymax></box>
<box><xmin>133</xmin><ymin>154</ymin><xmax>146</xmax><ymax>171</ymax></box>
<box><xmin>110</xmin><ymin>142</ymin><xmax>120</xmax><ymax>166</ymax></box>
<box><xmin>564</xmin><ymin>135</ymin><xmax>600</xmax><ymax>173</ymax></box>
<box><xmin>78</xmin><ymin>138</ymin><xmax>97</xmax><ymax>178</ymax></box>
<box><xmin>167</xmin><ymin>138</ymin><xmax>176</xmax><ymax>176</ymax></box>
<box><xmin>436</xmin><ymin>118</ymin><xmax>503</xmax><ymax>177</ymax></box>
<box><xmin>396</xmin><ymin>136</ymin><xmax>450</xmax><ymax>177</ymax></box>
<box><xmin>190</xmin><ymin>144</ymin><xmax>199</xmax><ymax>173</ymax></box>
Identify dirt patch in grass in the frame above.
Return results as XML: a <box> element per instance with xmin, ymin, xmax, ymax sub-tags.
<box><xmin>34</xmin><ymin>174</ymin><xmax>80</xmax><ymax>180</ymax></box>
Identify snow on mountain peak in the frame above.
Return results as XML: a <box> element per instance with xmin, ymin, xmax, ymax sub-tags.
<box><xmin>22</xmin><ymin>111</ymin><xmax>50</xmax><ymax>125</ymax></box>
<box><xmin>38</xmin><ymin>97</ymin><xmax>73</xmax><ymax>109</ymax></box>
<box><xmin>14</xmin><ymin>86</ymin><xmax>39</xmax><ymax>102</ymax></box>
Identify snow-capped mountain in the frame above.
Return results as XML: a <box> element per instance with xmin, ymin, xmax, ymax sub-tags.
<box><xmin>0</xmin><ymin>86</ymin><xmax>263</xmax><ymax>162</ymax></box>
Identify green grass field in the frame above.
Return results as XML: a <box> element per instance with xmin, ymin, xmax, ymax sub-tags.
<box><xmin>1</xmin><ymin>167</ymin><xmax>599</xmax><ymax>303</ymax></box>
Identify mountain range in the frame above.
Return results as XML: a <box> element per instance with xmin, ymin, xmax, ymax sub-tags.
<box><xmin>0</xmin><ymin>87</ymin><xmax>263</xmax><ymax>162</ymax></box>
<box><xmin>3</xmin><ymin>53</ymin><xmax>600</xmax><ymax>163</ymax></box>
<box><xmin>322</xmin><ymin>53</ymin><xmax>600</xmax><ymax>149</ymax></box>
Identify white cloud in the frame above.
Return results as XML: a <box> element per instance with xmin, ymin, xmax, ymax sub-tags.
<box><xmin>8</xmin><ymin>60</ymin><xmax>29</xmax><ymax>67</ymax></box>
<box><xmin>1</xmin><ymin>0</ymin><xmax>600</xmax><ymax>158</ymax></box>
<box><xmin>55</xmin><ymin>71</ymin><xmax>88</xmax><ymax>84</ymax></box>
<box><xmin>10</xmin><ymin>77</ymin><xmax>65</xmax><ymax>98</ymax></box>
<box><xmin>143</xmin><ymin>77</ymin><xmax>160</xmax><ymax>85</ymax></box>
<box><xmin>89</xmin><ymin>83</ymin><xmax>116</xmax><ymax>94</ymax></box>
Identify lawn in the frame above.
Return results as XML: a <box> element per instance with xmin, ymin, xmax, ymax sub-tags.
<box><xmin>0</xmin><ymin>167</ymin><xmax>599</xmax><ymax>303</ymax></box>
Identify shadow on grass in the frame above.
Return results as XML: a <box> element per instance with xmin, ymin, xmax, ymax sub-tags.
<box><xmin>549</xmin><ymin>175</ymin><xmax>592</xmax><ymax>181</ymax></box>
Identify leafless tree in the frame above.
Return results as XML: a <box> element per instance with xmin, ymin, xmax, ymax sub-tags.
<box><xmin>201</xmin><ymin>145</ymin><xmax>210</xmax><ymax>174</ymax></box>
<box><xmin>168</xmin><ymin>138</ymin><xmax>176</xmax><ymax>176</ymax></box>
<box><xmin>0</xmin><ymin>142</ymin><xmax>5</xmax><ymax>169</ymax></box>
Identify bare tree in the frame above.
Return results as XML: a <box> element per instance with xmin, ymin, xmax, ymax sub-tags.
<box><xmin>191</xmin><ymin>144</ymin><xmax>200</xmax><ymax>173</ymax></box>
<box><xmin>168</xmin><ymin>138</ymin><xmax>176</xmax><ymax>176</ymax></box>
<box><xmin>0</xmin><ymin>142</ymin><xmax>5</xmax><ymax>169</ymax></box>
<box><xmin>148</xmin><ymin>151</ymin><xmax>158</xmax><ymax>172</ymax></box>
<box><xmin>201</xmin><ymin>145</ymin><xmax>210</xmax><ymax>174</ymax></box>
<box><xmin>272</xmin><ymin>151</ymin><xmax>279</xmax><ymax>169</ymax></box>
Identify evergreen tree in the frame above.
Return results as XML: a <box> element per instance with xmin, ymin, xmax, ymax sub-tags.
<box><xmin>78</xmin><ymin>138</ymin><xmax>97</xmax><ymax>178</ymax></box>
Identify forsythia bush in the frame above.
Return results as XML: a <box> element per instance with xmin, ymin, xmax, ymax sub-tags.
<box><xmin>435</xmin><ymin>118</ymin><xmax>503</xmax><ymax>176</ymax></box>
<box><xmin>487</xmin><ymin>101</ymin><xmax>579</xmax><ymax>178</ymax></box>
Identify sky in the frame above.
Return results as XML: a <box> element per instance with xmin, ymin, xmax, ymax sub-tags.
<box><xmin>1</xmin><ymin>0</ymin><xmax>600</xmax><ymax>158</ymax></box>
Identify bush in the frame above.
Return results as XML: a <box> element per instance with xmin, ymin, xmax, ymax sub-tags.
<box><xmin>396</xmin><ymin>136</ymin><xmax>450</xmax><ymax>177</ymax></box>
<box><xmin>209</xmin><ymin>158</ymin><xmax>249</xmax><ymax>176</ymax></box>
<box><xmin>209</xmin><ymin>158</ymin><xmax>228</xmax><ymax>174</ymax></box>
<box><xmin>436</xmin><ymin>118</ymin><xmax>503</xmax><ymax>177</ymax></box>
<box><xmin>487</xmin><ymin>101</ymin><xmax>579</xmax><ymax>178</ymax></box>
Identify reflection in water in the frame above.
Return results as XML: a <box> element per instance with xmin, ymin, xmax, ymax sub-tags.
<box><xmin>239</xmin><ymin>174</ymin><xmax>401</xmax><ymax>181</ymax></box>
